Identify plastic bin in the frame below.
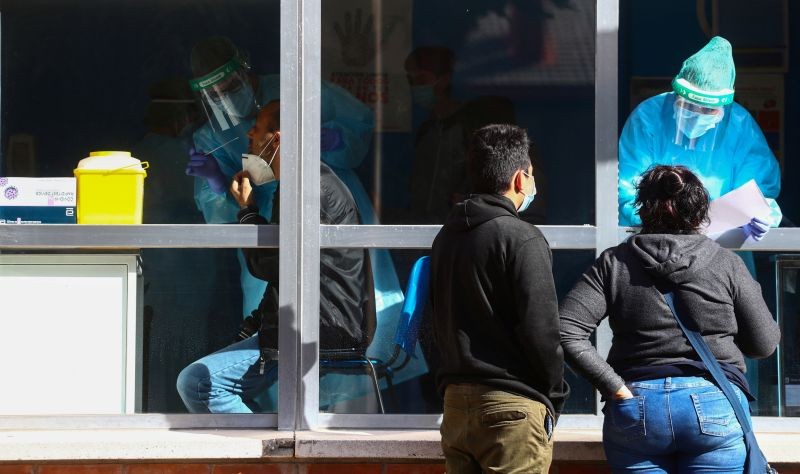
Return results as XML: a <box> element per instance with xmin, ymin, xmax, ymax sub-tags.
<box><xmin>73</xmin><ymin>151</ymin><xmax>148</xmax><ymax>224</ymax></box>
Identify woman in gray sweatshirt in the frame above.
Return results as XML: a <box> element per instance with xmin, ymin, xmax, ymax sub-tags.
<box><xmin>560</xmin><ymin>165</ymin><xmax>780</xmax><ymax>473</ymax></box>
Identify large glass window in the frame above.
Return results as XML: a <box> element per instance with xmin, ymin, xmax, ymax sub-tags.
<box><xmin>315</xmin><ymin>0</ymin><xmax>599</xmax><ymax>420</ymax></box>
<box><xmin>5</xmin><ymin>0</ymin><xmax>798</xmax><ymax>431</ymax></box>
<box><xmin>0</xmin><ymin>0</ymin><xmax>283</xmax><ymax>417</ymax></box>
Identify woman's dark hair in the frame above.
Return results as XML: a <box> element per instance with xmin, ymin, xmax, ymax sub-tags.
<box><xmin>635</xmin><ymin>165</ymin><xmax>709</xmax><ymax>234</ymax></box>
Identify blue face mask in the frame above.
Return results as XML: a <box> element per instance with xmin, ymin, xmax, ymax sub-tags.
<box><xmin>517</xmin><ymin>170</ymin><xmax>536</xmax><ymax>213</ymax></box>
<box><xmin>410</xmin><ymin>84</ymin><xmax>435</xmax><ymax>109</ymax></box>
<box><xmin>674</xmin><ymin>103</ymin><xmax>724</xmax><ymax>139</ymax></box>
<box><xmin>518</xmin><ymin>192</ymin><xmax>535</xmax><ymax>213</ymax></box>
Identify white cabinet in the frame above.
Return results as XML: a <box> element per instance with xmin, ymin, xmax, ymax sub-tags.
<box><xmin>0</xmin><ymin>254</ymin><xmax>141</xmax><ymax>414</ymax></box>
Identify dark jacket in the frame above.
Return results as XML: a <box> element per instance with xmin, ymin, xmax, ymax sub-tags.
<box><xmin>237</xmin><ymin>164</ymin><xmax>375</xmax><ymax>351</ymax></box>
<box><xmin>559</xmin><ymin>233</ymin><xmax>781</xmax><ymax>398</ymax></box>
<box><xmin>430</xmin><ymin>193</ymin><xmax>569</xmax><ymax>416</ymax></box>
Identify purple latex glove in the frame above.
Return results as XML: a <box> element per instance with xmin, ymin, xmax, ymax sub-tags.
<box><xmin>320</xmin><ymin>127</ymin><xmax>343</xmax><ymax>152</ymax></box>
<box><xmin>741</xmin><ymin>217</ymin><xmax>770</xmax><ymax>241</ymax></box>
<box><xmin>185</xmin><ymin>147</ymin><xmax>227</xmax><ymax>194</ymax></box>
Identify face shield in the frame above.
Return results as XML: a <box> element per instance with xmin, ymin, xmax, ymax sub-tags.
<box><xmin>189</xmin><ymin>58</ymin><xmax>258</xmax><ymax>133</ymax></box>
<box><xmin>671</xmin><ymin>78</ymin><xmax>733</xmax><ymax>151</ymax></box>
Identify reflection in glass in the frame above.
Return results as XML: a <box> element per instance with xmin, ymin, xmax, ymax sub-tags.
<box><xmin>765</xmin><ymin>253</ymin><xmax>800</xmax><ymax>417</ymax></box>
<box><xmin>142</xmin><ymin>249</ymin><xmax>244</xmax><ymax>413</ymax></box>
<box><xmin>321</xmin><ymin>0</ymin><xmax>596</xmax><ymax>225</ymax></box>
<box><xmin>319</xmin><ymin>249</ymin><xmax>598</xmax><ymax>415</ymax></box>
<box><xmin>321</xmin><ymin>249</ymin><xmax>433</xmax><ymax>414</ymax></box>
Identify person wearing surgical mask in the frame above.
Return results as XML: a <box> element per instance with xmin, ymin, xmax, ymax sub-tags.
<box><xmin>184</xmin><ymin>36</ymin><xmax>376</xmax><ymax>320</ymax></box>
<box><xmin>618</xmin><ymin>36</ymin><xmax>782</xmax><ymax>239</ymax></box>
<box><xmin>402</xmin><ymin>46</ymin><xmax>547</xmax><ymax>225</ymax></box>
<box><xmin>176</xmin><ymin>101</ymin><xmax>376</xmax><ymax>414</ymax></box>
<box><xmin>430</xmin><ymin>124</ymin><xmax>567</xmax><ymax>473</ymax></box>
<box><xmin>241</xmin><ymin>127</ymin><xmax>279</xmax><ymax>186</ymax></box>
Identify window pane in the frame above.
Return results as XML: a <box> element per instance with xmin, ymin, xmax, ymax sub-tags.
<box><xmin>318</xmin><ymin>248</ymin><xmax>597</xmax><ymax>415</ymax></box>
<box><xmin>618</xmin><ymin>0</ymin><xmax>794</xmax><ymax>225</ymax></box>
<box><xmin>1</xmin><ymin>0</ymin><xmax>281</xmax><ymax>226</ymax></box>
<box><xmin>320</xmin><ymin>0</ymin><xmax>596</xmax><ymax>226</ymax></box>
<box><xmin>143</xmin><ymin>248</ymin><xmax>254</xmax><ymax>413</ymax></box>
<box><xmin>318</xmin><ymin>249</ymin><xmax>431</xmax><ymax>414</ymax></box>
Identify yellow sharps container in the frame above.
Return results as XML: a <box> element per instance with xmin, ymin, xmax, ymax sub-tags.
<box><xmin>73</xmin><ymin>151</ymin><xmax>149</xmax><ymax>224</ymax></box>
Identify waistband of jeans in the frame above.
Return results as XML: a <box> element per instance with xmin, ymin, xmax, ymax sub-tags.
<box><xmin>626</xmin><ymin>376</ymin><xmax>717</xmax><ymax>389</ymax></box>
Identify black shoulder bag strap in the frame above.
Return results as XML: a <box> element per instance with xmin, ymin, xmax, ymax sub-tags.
<box><xmin>662</xmin><ymin>292</ymin><xmax>775</xmax><ymax>474</ymax></box>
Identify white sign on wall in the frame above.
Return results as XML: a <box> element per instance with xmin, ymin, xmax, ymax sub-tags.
<box><xmin>322</xmin><ymin>0</ymin><xmax>413</xmax><ymax>132</ymax></box>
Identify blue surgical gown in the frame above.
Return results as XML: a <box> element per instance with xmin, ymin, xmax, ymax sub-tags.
<box><xmin>618</xmin><ymin>92</ymin><xmax>782</xmax><ymax>227</ymax></box>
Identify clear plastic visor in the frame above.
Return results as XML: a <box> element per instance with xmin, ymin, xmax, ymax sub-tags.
<box><xmin>673</xmin><ymin>97</ymin><xmax>724</xmax><ymax>151</ymax></box>
<box><xmin>194</xmin><ymin>69</ymin><xmax>257</xmax><ymax>133</ymax></box>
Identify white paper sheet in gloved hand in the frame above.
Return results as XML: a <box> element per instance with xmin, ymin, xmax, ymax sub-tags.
<box><xmin>702</xmin><ymin>179</ymin><xmax>773</xmax><ymax>237</ymax></box>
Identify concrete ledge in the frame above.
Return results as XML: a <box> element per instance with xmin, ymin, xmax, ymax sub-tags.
<box><xmin>0</xmin><ymin>429</ymin><xmax>797</xmax><ymax>463</ymax></box>
<box><xmin>0</xmin><ymin>430</ymin><xmax>293</xmax><ymax>462</ymax></box>
<box><xmin>295</xmin><ymin>429</ymin><xmax>442</xmax><ymax>460</ymax></box>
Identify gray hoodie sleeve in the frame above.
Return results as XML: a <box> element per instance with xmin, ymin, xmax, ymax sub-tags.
<box><xmin>729</xmin><ymin>255</ymin><xmax>781</xmax><ymax>358</ymax></box>
<box><xmin>559</xmin><ymin>253</ymin><xmax>626</xmax><ymax>397</ymax></box>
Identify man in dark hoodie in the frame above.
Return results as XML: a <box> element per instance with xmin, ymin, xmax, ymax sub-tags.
<box><xmin>430</xmin><ymin>123</ymin><xmax>569</xmax><ymax>473</ymax></box>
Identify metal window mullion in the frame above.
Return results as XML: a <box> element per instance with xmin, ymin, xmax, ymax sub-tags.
<box><xmin>278</xmin><ymin>0</ymin><xmax>301</xmax><ymax>431</ymax></box>
<box><xmin>594</xmin><ymin>0</ymin><xmax>620</xmax><ymax>414</ymax></box>
<box><xmin>4</xmin><ymin>225</ymin><xmax>800</xmax><ymax>250</ymax></box>
<box><xmin>298</xmin><ymin>0</ymin><xmax>323</xmax><ymax>431</ymax></box>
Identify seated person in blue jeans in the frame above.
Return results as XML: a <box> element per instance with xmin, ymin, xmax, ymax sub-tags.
<box><xmin>177</xmin><ymin>100</ymin><xmax>375</xmax><ymax>413</ymax></box>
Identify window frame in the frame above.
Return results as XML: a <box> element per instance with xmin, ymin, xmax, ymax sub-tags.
<box><xmin>1</xmin><ymin>0</ymin><xmax>799</xmax><ymax>432</ymax></box>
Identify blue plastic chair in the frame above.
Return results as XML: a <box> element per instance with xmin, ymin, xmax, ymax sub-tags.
<box><xmin>384</xmin><ymin>255</ymin><xmax>431</xmax><ymax>372</ymax></box>
<box><xmin>319</xmin><ymin>256</ymin><xmax>431</xmax><ymax>413</ymax></box>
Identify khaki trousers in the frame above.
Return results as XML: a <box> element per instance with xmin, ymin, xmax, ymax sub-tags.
<box><xmin>440</xmin><ymin>383</ymin><xmax>554</xmax><ymax>474</ymax></box>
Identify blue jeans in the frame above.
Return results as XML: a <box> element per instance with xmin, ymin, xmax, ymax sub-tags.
<box><xmin>603</xmin><ymin>376</ymin><xmax>748</xmax><ymax>473</ymax></box>
<box><xmin>176</xmin><ymin>336</ymin><xmax>278</xmax><ymax>413</ymax></box>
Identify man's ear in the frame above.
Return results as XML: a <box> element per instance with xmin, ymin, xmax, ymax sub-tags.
<box><xmin>512</xmin><ymin>169</ymin><xmax>524</xmax><ymax>193</ymax></box>
<box><xmin>273</xmin><ymin>131</ymin><xmax>281</xmax><ymax>146</ymax></box>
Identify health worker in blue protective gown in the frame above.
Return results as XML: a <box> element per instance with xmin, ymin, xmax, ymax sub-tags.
<box><xmin>184</xmin><ymin>37</ymin><xmax>425</xmax><ymax>409</ymax></box>
<box><xmin>618</xmin><ymin>37</ymin><xmax>782</xmax><ymax>237</ymax></box>
<box><xmin>618</xmin><ymin>36</ymin><xmax>782</xmax><ymax>408</ymax></box>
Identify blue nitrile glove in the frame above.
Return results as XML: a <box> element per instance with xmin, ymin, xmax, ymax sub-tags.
<box><xmin>185</xmin><ymin>147</ymin><xmax>227</xmax><ymax>194</ymax></box>
<box><xmin>320</xmin><ymin>127</ymin><xmax>343</xmax><ymax>152</ymax></box>
<box><xmin>742</xmin><ymin>217</ymin><xmax>770</xmax><ymax>241</ymax></box>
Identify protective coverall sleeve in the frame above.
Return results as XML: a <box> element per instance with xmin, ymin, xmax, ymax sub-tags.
<box><xmin>618</xmin><ymin>102</ymin><xmax>657</xmax><ymax>226</ymax></box>
<box><xmin>319</xmin><ymin>81</ymin><xmax>375</xmax><ymax>170</ymax></box>
<box><xmin>191</xmin><ymin>126</ymin><xmax>244</xmax><ymax>224</ymax></box>
<box><xmin>730</xmin><ymin>107</ymin><xmax>783</xmax><ymax>226</ymax></box>
<box><xmin>193</xmin><ymin>176</ymin><xmax>240</xmax><ymax>224</ymax></box>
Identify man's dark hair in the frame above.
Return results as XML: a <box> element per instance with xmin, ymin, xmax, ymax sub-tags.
<box><xmin>468</xmin><ymin>124</ymin><xmax>531</xmax><ymax>194</ymax></box>
<box><xmin>264</xmin><ymin>99</ymin><xmax>280</xmax><ymax>130</ymax></box>
<box><xmin>636</xmin><ymin>165</ymin><xmax>710</xmax><ymax>234</ymax></box>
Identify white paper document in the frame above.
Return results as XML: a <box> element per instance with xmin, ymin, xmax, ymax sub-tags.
<box><xmin>703</xmin><ymin>180</ymin><xmax>772</xmax><ymax>236</ymax></box>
